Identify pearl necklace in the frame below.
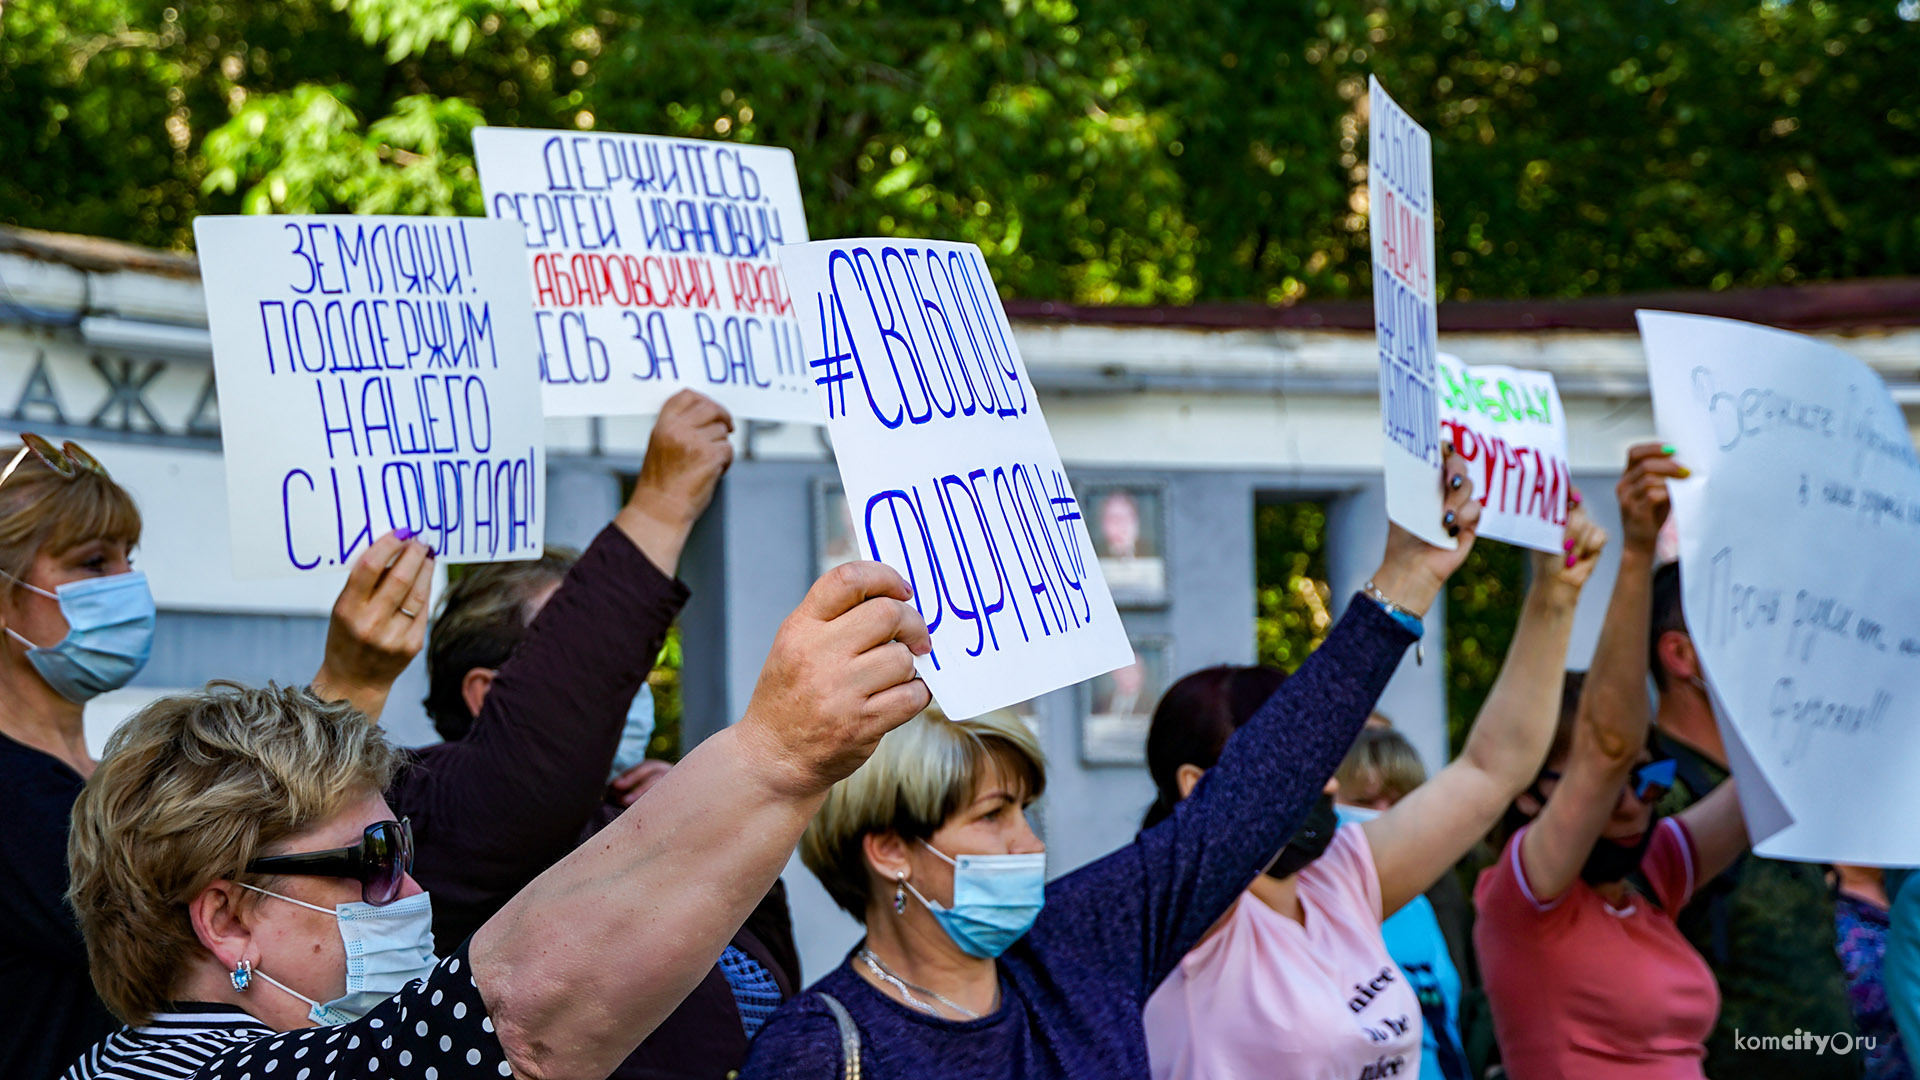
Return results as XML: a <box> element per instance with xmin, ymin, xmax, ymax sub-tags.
<box><xmin>858</xmin><ymin>948</ymin><xmax>989</xmax><ymax>1020</ymax></box>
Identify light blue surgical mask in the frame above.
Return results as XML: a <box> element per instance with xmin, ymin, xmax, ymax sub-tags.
<box><xmin>903</xmin><ymin>842</ymin><xmax>1046</xmax><ymax>959</ymax></box>
<box><xmin>3</xmin><ymin>569</ymin><xmax>155</xmax><ymax>703</ymax></box>
<box><xmin>609</xmin><ymin>683</ymin><xmax>656</xmax><ymax>780</ymax></box>
<box><xmin>238</xmin><ymin>885</ymin><xmax>438</xmax><ymax>1025</ymax></box>
<box><xmin>1333</xmin><ymin>803</ymin><xmax>1382</xmax><ymax>827</ymax></box>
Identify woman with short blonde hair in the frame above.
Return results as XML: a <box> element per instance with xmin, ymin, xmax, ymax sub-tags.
<box><xmin>802</xmin><ymin>707</ymin><xmax>1045</xmax><ymax>921</ymax></box>
<box><xmin>67</xmin><ymin>683</ymin><xmax>401</xmax><ymax>1027</ymax></box>
<box><xmin>739</xmin><ymin>457</ymin><xmax>1484</xmax><ymax>1080</ymax></box>
<box><xmin>60</xmin><ymin>559</ymin><xmax>942</xmax><ymax>1080</ymax></box>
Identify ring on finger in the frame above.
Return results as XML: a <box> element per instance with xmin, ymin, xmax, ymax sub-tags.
<box><xmin>400</xmin><ymin>607</ymin><xmax>420</xmax><ymax>618</ymax></box>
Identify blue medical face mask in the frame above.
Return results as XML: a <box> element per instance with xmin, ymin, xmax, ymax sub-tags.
<box><xmin>609</xmin><ymin>683</ymin><xmax>657</xmax><ymax>780</ymax></box>
<box><xmin>3</xmin><ymin>569</ymin><xmax>155</xmax><ymax>703</ymax></box>
<box><xmin>903</xmin><ymin>842</ymin><xmax>1046</xmax><ymax>959</ymax></box>
<box><xmin>238</xmin><ymin>885</ymin><xmax>438</xmax><ymax>1025</ymax></box>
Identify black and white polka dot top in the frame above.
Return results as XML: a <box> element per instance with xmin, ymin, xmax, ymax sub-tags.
<box><xmin>64</xmin><ymin>943</ymin><xmax>512</xmax><ymax>1080</ymax></box>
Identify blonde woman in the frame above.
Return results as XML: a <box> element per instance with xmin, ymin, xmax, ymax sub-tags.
<box><xmin>62</xmin><ymin>560</ymin><xmax>933</xmax><ymax>1080</ymax></box>
<box><xmin>740</xmin><ymin>454</ymin><xmax>1481</xmax><ymax>1080</ymax></box>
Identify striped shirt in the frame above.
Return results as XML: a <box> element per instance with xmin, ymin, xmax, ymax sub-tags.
<box><xmin>60</xmin><ymin>945</ymin><xmax>509</xmax><ymax>1080</ymax></box>
<box><xmin>62</xmin><ymin>1004</ymin><xmax>271</xmax><ymax>1080</ymax></box>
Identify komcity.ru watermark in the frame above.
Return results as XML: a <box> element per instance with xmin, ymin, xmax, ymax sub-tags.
<box><xmin>1734</xmin><ymin>1029</ymin><xmax>1877</xmax><ymax>1056</ymax></box>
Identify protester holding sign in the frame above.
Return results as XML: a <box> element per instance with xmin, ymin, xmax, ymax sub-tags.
<box><xmin>60</xmin><ymin>550</ymin><xmax>933</xmax><ymax>1080</ymax></box>
<box><xmin>0</xmin><ymin>435</ymin><xmax>146</xmax><ymax>1080</ymax></box>
<box><xmin>736</xmin><ymin>456</ymin><xmax>1480</xmax><ymax>1080</ymax></box>
<box><xmin>1644</xmin><ymin>561</ymin><xmax>1865</xmax><ymax>1080</ymax></box>
<box><xmin>1476</xmin><ymin>443</ymin><xmax>1752</xmax><ymax>1080</ymax></box>
<box><xmin>399</xmin><ymin>391</ymin><xmax>801</xmax><ymax>1079</ymax></box>
<box><xmin>1140</xmin><ymin>496</ymin><xmax>1605</xmax><ymax>1080</ymax></box>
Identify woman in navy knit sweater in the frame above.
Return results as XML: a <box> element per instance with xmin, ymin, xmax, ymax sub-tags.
<box><xmin>739</xmin><ymin>451</ymin><xmax>1482</xmax><ymax>1080</ymax></box>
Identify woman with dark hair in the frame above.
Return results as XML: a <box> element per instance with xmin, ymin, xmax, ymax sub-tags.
<box><xmin>1474</xmin><ymin>444</ymin><xmax>1750</xmax><ymax>1079</ymax></box>
<box><xmin>1141</xmin><ymin>503</ymin><xmax>1607</xmax><ymax>1080</ymax></box>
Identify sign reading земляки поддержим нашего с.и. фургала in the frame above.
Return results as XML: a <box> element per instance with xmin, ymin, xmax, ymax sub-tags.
<box><xmin>474</xmin><ymin>127</ymin><xmax>817</xmax><ymax>424</ymax></box>
<box><xmin>194</xmin><ymin>215</ymin><xmax>547</xmax><ymax>579</ymax></box>
<box><xmin>778</xmin><ymin>237</ymin><xmax>1133</xmax><ymax>720</ymax></box>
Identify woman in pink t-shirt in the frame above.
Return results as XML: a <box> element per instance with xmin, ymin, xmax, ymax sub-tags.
<box><xmin>1142</xmin><ymin>498</ymin><xmax>1608</xmax><ymax>1080</ymax></box>
<box><xmin>1475</xmin><ymin>444</ymin><xmax>1751</xmax><ymax>1080</ymax></box>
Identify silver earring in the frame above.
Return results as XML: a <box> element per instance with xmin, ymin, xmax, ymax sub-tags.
<box><xmin>893</xmin><ymin>873</ymin><xmax>907</xmax><ymax>916</ymax></box>
<box><xmin>230</xmin><ymin>959</ymin><xmax>252</xmax><ymax>993</ymax></box>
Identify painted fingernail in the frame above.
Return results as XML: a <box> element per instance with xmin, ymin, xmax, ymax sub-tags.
<box><xmin>1443</xmin><ymin>510</ymin><xmax>1457</xmax><ymax>530</ymax></box>
<box><xmin>1675</xmin><ymin>466</ymin><xmax>1692</xmax><ymax>479</ymax></box>
<box><xmin>1448</xmin><ymin>523</ymin><xmax>1461</xmax><ymax>538</ymax></box>
<box><xmin>395</xmin><ymin>527</ymin><xmax>415</xmax><ymax>541</ymax></box>
<box><xmin>426</xmin><ymin>544</ymin><xmax>438</xmax><ymax>558</ymax></box>
<box><xmin>1564</xmin><ymin>538</ymin><xmax>1575</xmax><ymax>551</ymax></box>
<box><xmin>1449</xmin><ymin>474</ymin><xmax>1464</xmax><ymax>491</ymax></box>
<box><xmin>1661</xmin><ymin>444</ymin><xmax>1677</xmax><ymax>456</ymax></box>
<box><xmin>1569</xmin><ymin>490</ymin><xmax>1583</xmax><ymax>506</ymax></box>
<box><xmin>1566</xmin><ymin>552</ymin><xmax>1577</xmax><ymax>569</ymax></box>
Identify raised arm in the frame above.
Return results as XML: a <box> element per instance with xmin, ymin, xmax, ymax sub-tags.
<box><xmin>1365</xmin><ymin>503</ymin><xmax>1606</xmax><ymax>916</ymax></box>
<box><xmin>473</xmin><ymin>562</ymin><xmax>932</xmax><ymax>1080</ymax></box>
<box><xmin>1519</xmin><ymin>442</ymin><xmax>1685</xmax><ymax>902</ymax></box>
<box><xmin>394</xmin><ymin>391</ymin><xmax>732</xmax><ymax>921</ymax></box>
<box><xmin>1042</xmin><ymin>449</ymin><xmax>1481</xmax><ymax>994</ymax></box>
<box><xmin>311</xmin><ymin>529</ymin><xmax>434</xmax><ymax>722</ymax></box>
<box><xmin>1676</xmin><ymin>777</ymin><xmax>1748</xmax><ymax>882</ymax></box>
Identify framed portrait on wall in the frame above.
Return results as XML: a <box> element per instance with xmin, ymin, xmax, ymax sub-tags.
<box><xmin>1080</xmin><ymin>637</ymin><xmax>1170</xmax><ymax>766</ymax></box>
<box><xmin>1081</xmin><ymin>483</ymin><xmax>1168</xmax><ymax>607</ymax></box>
<box><xmin>813</xmin><ymin>478</ymin><xmax>860</xmax><ymax>580</ymax></box>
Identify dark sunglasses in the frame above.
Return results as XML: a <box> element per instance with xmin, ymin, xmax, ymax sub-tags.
<box><xmin>0</xmin><ymin>433</ymin><xmax>109</xmax><ymax>490</ymax></box>
<box><xmin>1540</xmin><ymin>757</ymin><xmax>1677</xmax><ymax>803</ymax></box>
<box><xmin>246</xmin><ymin>818</ymin><xmax>414</xmax><ymax>906</ymax></box>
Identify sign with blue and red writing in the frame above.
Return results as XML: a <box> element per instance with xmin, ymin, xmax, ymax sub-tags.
<box><xmin>195</xmin><ymin>215</ymin><xmax>546</xmax><ymax>578</ymax></box>
<box><xmin>778</xmin><ymin>238</ymin><xmax>1132</xmax><ymax>719</ymax></box>
<box><xmin>474</xmin><ymin>127</ymin><xmax>816</xmax><ymax>422</ymax></box>
<box><xmin>1369</xmin><ymin>77</ymin><xmax>1450</xmax><ymax>548</ymax></box>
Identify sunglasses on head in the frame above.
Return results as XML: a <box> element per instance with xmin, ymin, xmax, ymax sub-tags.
<box><xmin>246</xmin><ymin>818</ymin><xmax>414</xmax><ymax>907</ymax></box>
<box><xmin>0</xmin><ymin>433</ymin><xmax>109</xmax><ymax>490</ymax></box>
<box><xmin>1539</xmin><ymin>756</ymin><xmax>1677</xmax><ymax>803</ymax></box>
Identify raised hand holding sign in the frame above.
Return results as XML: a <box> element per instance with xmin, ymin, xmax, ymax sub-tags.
<box><xmin>777</xmin><ymin>237</ymin><xmax>1132</xmax><ymax>719</ymax></box>
<box><xmin>194</xmin><ymin>215</ymin><xmax>547</xmax><ymax>578</ymax></box>
<box><xmin>1643</xmin><ymin>310</ymin><xmax>1920</xmax><ymax>864</ymax></box>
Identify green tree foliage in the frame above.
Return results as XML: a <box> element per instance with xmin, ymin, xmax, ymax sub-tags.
<box><xmin>4</xmin><ymin>0</ymin><xmax>1916</xmax><ymax>300</ymax></box>
<box><xmin>1253</xmin><ymin>500</ymin><xmax>1334</xmax><ymax>673</ymax></box>
<box><xmin>1441</xmin><ymin>536</ymin><xmax>1527</xmax><ymax>752</ymax></box>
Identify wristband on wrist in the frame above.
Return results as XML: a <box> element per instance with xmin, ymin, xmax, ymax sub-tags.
<box><xmin>1363</xmin><ymin>580</ymin><xmax>1426</xmax><ymax>665</ymax></box>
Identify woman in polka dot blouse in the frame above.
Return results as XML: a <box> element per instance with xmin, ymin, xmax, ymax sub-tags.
<box><xmin>60</xmin><ymin>562</ymin><xmax>935</xmax><ymax>1080</ymax></box>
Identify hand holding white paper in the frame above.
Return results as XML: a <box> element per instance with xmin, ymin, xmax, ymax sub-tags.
<box><xmin>1437</xmin><ymin>353</ymin><xmax>1571</xmax><ymax>553</ymax></box>
<box><xmin>1641</xmin><ymin>310</ymin><xmax>1920</xmax><ymax>864</ymax></box>
<box><xmin>777</xmin><ymin>238</ymin><xmax>1132</xmax><ymax>719</ymax></box>
<box><xmin>194</xmin><ymin>215</ymin><xmax>547</xmax><ymax>578</ymax></box>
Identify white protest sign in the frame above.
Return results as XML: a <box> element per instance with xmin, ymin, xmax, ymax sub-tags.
<box><xmin>1369</xmin><ymin>77</ymin><xmax>1449</xmax><ymax>549</ymax></box>
<box><xmin>473</xmin><ymin>128</ymin><xmax>815</xmax><ymax>422</ymax></box>
<box><xmin>1642</xmin><ymin>310</ymin><xmax>1920</xmax><ymax>864</ymax></box>
<box><xmin>194</xmin><ymin>216</ymin><xmax>546</xmax><ymax>578</ymax></box>
<box><xmin>777</xmin><ymin>238</ymin><xmax>1133</xmax><ymax>719</ymax></box>
<box><xmin>1437</xmin><ymin>353</ymin><xmax>1571</xmax><ymax>553</ymax></box>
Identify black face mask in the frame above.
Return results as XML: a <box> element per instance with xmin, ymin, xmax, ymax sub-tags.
<box><xmin>1266</xmin><ymin>794</ymin><xmax>1340</xmax><ymax>880</ymax></box>
<box><xmin>1579</xmin><ymin>816</ymin><xmax>1661</xmax><ymax>885</ymax></box>
<box><xmin>1505</xmin><ymin>790</ymin><xmax>1661</xmax><ymax>886</ymax></box>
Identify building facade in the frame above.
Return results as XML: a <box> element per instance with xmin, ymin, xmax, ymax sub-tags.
<box><xmin>4</xmin><ymin>224</ymin><xmax>1916</xmax><ymax>979</ymax></box>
